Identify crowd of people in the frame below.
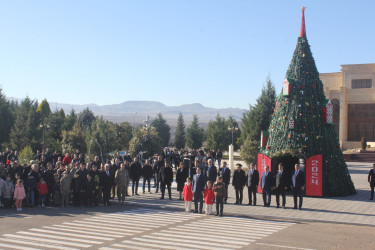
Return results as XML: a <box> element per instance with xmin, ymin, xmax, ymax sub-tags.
<box><xmin>0</xmin><ymin>146</ymin><xmax>308</xmax><ymax>216</ymax></box>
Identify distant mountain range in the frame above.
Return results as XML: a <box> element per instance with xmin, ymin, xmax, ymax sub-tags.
<box><xmin>10</xmin><ymin>98</ymin><xmax>246</xmax><ymax>127</ymax></box>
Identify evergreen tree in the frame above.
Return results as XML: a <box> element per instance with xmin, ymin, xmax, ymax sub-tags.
<box><xmin>45</xmin><ymin>109</ymin><xmax>66</xmax><ymax>150</ymax></box>
<box><xmin>64</xmin><ymin>109</ymin><xmax>77</xmax><ymax>131</ymax></box>
<box><xmin>206</xmin><ymin>114</ymin><xmax>230</xmax><ymax>151</ymax></box>
<box><xmin>151</xmin><ymin>113</ymin><xmax>171</xmax><ymax>147</ymax></box>
<box><xmin>129</xmin><ymin>126</ymin><xmax>162</xmax><ymax>159</ymax></box>
<box><xmin>9</xmin><ymin>97</ymin><xmax>41</xmax><ymax>151</ymax></box>
<box><xmin>186</xmin><ymin>114</ymin><xmax>204</xmax><ymax>149</ymax></box>
<box><xmin>263</xmin><ymin>8</ymin><xmax>355</xmax><ymax>196</ymax></box>
<box><xmin>88</xmin><ymin>118</ymin><xmax>117</xmax><ymax>161</ymax></box>
<box><xmin>18</xmin><ymin>146</ymin><xmax>34</xmax><ymax>166</ymax></box>
<box><xmin>36</xmin><ymin>99</ymin><xmax>51</xmax><ymax>121</ymax></box>
<box><xmin>241</xmin><ymin>75</ymin><xmax>276</xmax><ymax>142</ymax></box>
<box><xmin>115</xmin><ymin>122</ymin><xmax>133</xmax><ymax>151</ymax></box>
<box><xmin>61</xmin><ymin>124</ymin><xmax>87</xmax><ymax>154</ymax></box>
<box><xmin>78</xmin><ymin>108</ymin><xmax>96</xmax><ymax>129</ymax></box>
<box><xmin>0</xmin><ymin>88</ymin><xmax>12</xmax><ymax>145</ymax></box>
<box><xmin>174</xmin><ymin>113</ymin><xmax>186</xmax><ymax>149</ymax></box>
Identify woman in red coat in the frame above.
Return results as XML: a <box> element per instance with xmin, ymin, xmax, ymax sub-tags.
<box><xmin>182</xmin><ymin>177</ymin><xmax>193</xmax><ymax>212</ymax></box>
<box><xmin>204</xmin><ymin>181</ymin><xmax>215</xmax><ymax>215</ymax></box>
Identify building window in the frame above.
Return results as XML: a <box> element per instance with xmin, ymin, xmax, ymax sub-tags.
<box><xmin>352</xmin><ymin>79</ymin><xmax>372</xmax><ymax>89</ymax></box>
<box><xmin>348</xmin><ymin>104</ymin><xmax>375</xmax><ymax>141</ymax></box>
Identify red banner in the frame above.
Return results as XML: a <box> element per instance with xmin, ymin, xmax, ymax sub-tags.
<box><xmin>306</xmin><ymin>154</ymin><xmax>323</xmax><ymax>197</ymax></box>
<box><xmin>257</xmin><ymin>153</ymin><xmax>271</xmax><ymax>193</ymax></box>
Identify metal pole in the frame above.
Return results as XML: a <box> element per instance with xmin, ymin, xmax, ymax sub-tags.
<box><xmin>231</xmin><ymin>128</ymin><xmax>234</xmax><ymax>145</ymax></box>
<box><xmin>42</xmin><ymin>123</ymin><xmax>45</xmax><ymax>152</ymax></box>
<box><xmin>88</xmin><ymin>139</ymin><xmax>93</xmax><ymax>163</ymax></box>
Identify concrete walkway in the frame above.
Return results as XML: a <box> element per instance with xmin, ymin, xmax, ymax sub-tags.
<box><xmin>127</xmin><ymin>162</ymin><xmax>375</xmax><ymax>226</ymax></box>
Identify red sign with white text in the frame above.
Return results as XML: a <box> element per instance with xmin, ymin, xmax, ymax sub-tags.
<box><xmin>306</xmin><ymin>154</ymin><xmax>323</xmax><ymax>197</ymax></box>
<box><xmin>256</xmin><ymin>153</ymin><xmax>271</xmax><ymax>193</ymax></box>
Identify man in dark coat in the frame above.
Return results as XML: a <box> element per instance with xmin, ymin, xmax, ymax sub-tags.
<box><xmin>291</xmin><ymin>163</ymin><xmax>305</xmax><ymax>210</ymax></box>
<box><xmin>176</xmin><ymin>162</ymin><xmax>188</xmax><ymax>200</ymax></box>
<box><xmin>368</xmin><ymin>163</ymin><xmax>375</xmax><ymax>200</ymax></box>
<box><xmin>260</xmin><ymin>165</ymin><xmax>274</xmax><ymax>207</ymax></box>
<box><xmin>76</xmin><ymin>163</ymin><xmax>88</xmax><ymax>205</ymax></box>
<box><xmin>218</xmin><ymin>161</ymin><xmax>231</xmax><ymax>203</ymax></box>
<box><xmin>153</xmin><ymin>156</ymin><xmax>164</xmax><ymax>193</ymax></box>
<box><xmin>70</xmin><ymin>172</ymin><xmax>82</xmax><ymax>206</ymax></box>
<box><xmin>159</xmin><ymin>161</ymin><xmax>173</xmax><ymax>200</ymax></box>
<box><xmin>129</xmin><ymin>157</ymin><xmax>142</xmax><ymax>195</ymax></box>
<box><xmin>192</xmin><ymin>167</ymin><xmax>206</xmax><ymax>213</ymax></box>
<box><xmin>232</xmin><ymin>163</ymin><xmax>246</xmax><ymax>205</ymax></box>
<box><xmin>275</xmin><ymin>163</ymin><xmax>288</xmax><ymax>208</ymax></box>
<box><xmin>101</xmin><ymin>164</ymin><xmax>113</xmax><ymax>206</ymax></box>
<box><xmin>43</xmin><ymin>163</ymin><xmax>55</xmax><ymax>205</ymax></box>
<box><xmin>206</xmin><ymin>159</ymin><xmax>217</xmax><ymax>185</ymax></box>
<box><xmin>142</xmin><ymin>159</ymin><xmax>153</xmax><ymax>194</ymax></box>
<box><xmin>246</xmin><ymin>163</ymin><xmax>259</xmax><ymax>206</ymax></box>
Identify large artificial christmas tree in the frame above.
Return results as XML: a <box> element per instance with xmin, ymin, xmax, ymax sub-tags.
<box><xmin>262</xmin><ymin>7</ymin><xmax>355</xmax><ymax>196</ymax></box>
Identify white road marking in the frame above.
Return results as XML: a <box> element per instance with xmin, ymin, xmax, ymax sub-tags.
<box><xmin>17</xmin><ymin>231</ymin><xmax>102</xmax><ymax>244</ymax></box>
<box><xmin>28</xmin><ymin>228</ymin><xmax>109</xmax><ymax>241</ymax></box>
<box><xmin>143</xmin><ymin>234</ymin><xmax>245</xmax><ymax>248</ymax></box>
<box><xmin>256</xmin><ymin>242</ymin><xmax>317</xmax><ymax>250</ymax></box>
<box><xmin>153</xmin><ymin>231</ymin><xmax>255</xmax><ymax>244</ymax></box>
<box><xmin>169</xmin><ymin>227</ymin><xmax>263</xmax><ymax>239</ymax></box>
<box><xmin>3</xmin><ymin>234</ymin><xmax>92</xmax><ymax>248</ymax></box>
<box><xmin>0</xmin><ymin>242</ymin><xmax>41</xmax><ymax>250</ymax></box>
<box><xmin>43</xmin><ymin>225</ymin><xmax>126</xmax><ymax>237</ymax></box>
<box><xmin>0</xmin><ymin>238</ymin><xmax>77</xmax><ymax>250</ymax></box>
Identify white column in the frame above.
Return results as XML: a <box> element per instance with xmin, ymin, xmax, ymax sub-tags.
<box><xmin>229</xmin><ymin>144</ymin><xmax>234</xmax><ymax>172</ymax></box>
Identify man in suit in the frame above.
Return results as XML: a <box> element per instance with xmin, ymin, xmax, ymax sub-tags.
<box><xmin>260</xmin><ymin>165</ymin><xmax>274</xmax><ymax>207</ymax></box>
<box><xmin>218</xmin><ymin>161</ymin><xmax>231</xmax><ymax>203</ymax></box>
<box><xmin>206</xmin><ymin>159</ymin><xmax>217</xmax><ymax>185</ymax></box>
<box><xmin>129</xmin><ymin>157</ymin><xmax>142</xmax><ymax>196</ymax></box>
<box><xmin>368</xmin><ymin>163</ymin><xmax>375</xmax><ymax>200</ymax></box>
<box><xmin>101</xmin><ymin>164</ymin><xmax>113</xmax><ymax>206</ymax></box>
<box><xmin>192</xmin><ymin>167</ymin><xmax>206</xmax><ymax>213</ymax></box>
<box><xmin>246</xmin><ymin>163</ymin><xmax>259</xmax><ymax>206</ymax></box>
<box><xmin>153</xmin><ymin>156</ymin><xmax>164</xmax><ymax>193</ymax></box>
<box><xmin>291</xmin><ymin>163</ymin><xmax>305</xmax><ymax>210</ymax></box>
<box><xmin>159</xmin><ymin>161</ymin><xmax>173</xmax><ymax>200</ymax></box>
<box><xmin>275</xmin><ymin>163</ymin><xmax>288</xmax><ymax>208</ymax></box>
<box><xmin>232</xmin><ymin>163</ymin><xmax>246</xmax><ymax>205</ymax></box>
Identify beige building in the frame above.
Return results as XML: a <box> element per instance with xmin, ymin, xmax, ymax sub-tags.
<box><xmin>320</xmin><ymin>63</ymin><xmax>375</xmax><ymax>149</ymax></box>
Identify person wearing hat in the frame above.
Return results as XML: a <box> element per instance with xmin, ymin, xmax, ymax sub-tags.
<box><xmin>192</xmin><ymin>167</ymin><xmax>206</xmax><ymax>213</ymax></box>
<box><xmin>232</xmin><ymin>163</ymin><xmax>246</xmax><ymax>205</ymax></box>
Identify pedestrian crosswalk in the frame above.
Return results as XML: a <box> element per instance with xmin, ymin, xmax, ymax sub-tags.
<box><xmin>0</xmin><ymin>208</ymin><xmax>294</xmax><ymax>249</ymax></box>
<box><xmin>100</xmin><ymin>211</ymin><xmax>294</xmax><ymax>250</ymax></box>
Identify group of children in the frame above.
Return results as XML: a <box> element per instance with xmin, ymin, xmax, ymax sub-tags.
<box><xmin>182</xmin><ymin>176</ymin><xmax>226</xmax><ymax>216</ymax></box>
<box><xmin>0</xmin><ymin>176</ymin><xmax>49</xmax><ymax>211</ymax></box>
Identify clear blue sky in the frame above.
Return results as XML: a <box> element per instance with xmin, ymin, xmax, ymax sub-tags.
<box><xmin>1</xmin><ymin>0</ymin><xmax>374</xmax><ymax>109</ymax></box>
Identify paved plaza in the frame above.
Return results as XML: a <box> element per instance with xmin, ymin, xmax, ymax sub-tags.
<box><xmin>0</xmin><ymin>162</ymin><xmax>374</xmax><ymax>249</ymax></box>
<box><xmin>124</xmin><ymin>162</ymin><xmax>375</xmax><ymax>226</ymax></box>
<box><xmin>0</xmin><ymin>207</ymin><xmax>295</xmax><ymax>249</ymax></box>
